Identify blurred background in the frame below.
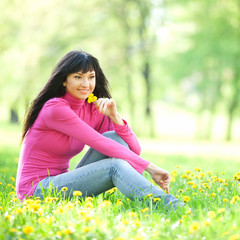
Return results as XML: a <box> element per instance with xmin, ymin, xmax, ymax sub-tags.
<box><xmin>0</xmin><ymin>0</ymin><xmax>240</xmax><ymax>162</ymax></box>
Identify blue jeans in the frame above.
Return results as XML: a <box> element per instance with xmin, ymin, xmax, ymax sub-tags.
<box><xmin>34</xmin><ymin>131</ymin><xmax>184</xmax><ymax>209</ymax></box>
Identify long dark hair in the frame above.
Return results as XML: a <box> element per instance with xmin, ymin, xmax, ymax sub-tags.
<box><xmin>21</xmin><ymin>50</ymin><xmax>112</xmax><ymax>141</ymax></box>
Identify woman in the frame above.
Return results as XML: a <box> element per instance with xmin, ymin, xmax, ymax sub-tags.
<box><xmin>16</xmin><ymin>50</ymin><xmax>183</xmax><ymax>209</ymax></box>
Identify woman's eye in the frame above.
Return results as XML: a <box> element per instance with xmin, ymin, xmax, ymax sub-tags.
<box><xmin>90</xmin><ymin>76</ymin><xmax>95</xmax><ymax>79</ymax></box>
<box><xmin>75</xmin><ymin>76</ymin><xmax>81</xmax><ymax>79</ymax></box>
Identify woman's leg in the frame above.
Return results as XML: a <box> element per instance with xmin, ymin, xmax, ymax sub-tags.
<box><xmin>75</xmin><ymin>131</ymin><xmax>129</xmax><ymax>168</ymax></box>
<box><xmin>34</xmin><ymin>158</ymin><xmax>183</xmax><ymax>209</ymax></box>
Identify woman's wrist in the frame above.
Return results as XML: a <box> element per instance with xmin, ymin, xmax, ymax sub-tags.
<box><xmin>145</xmin><ymin>162</ymin><xmax>156</xmax><ymax>175</ymax></box>
<box><xmin>109</xmin><ymin>112</ymin><xmax>124</xmax><ymax>126</ymax></box>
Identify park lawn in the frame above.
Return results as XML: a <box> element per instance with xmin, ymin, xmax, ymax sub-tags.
<box><xmin>0</xmin><ymin>144</ymin><xmax>240</xmax><ymax>240</ymax></box>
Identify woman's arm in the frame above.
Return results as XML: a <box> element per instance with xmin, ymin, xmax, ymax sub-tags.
<box><xmin>95</xmin><ymin>98</ymin><xmax>141</xmax><ymax>155</ymax></box>
<box><xmin>42</xmin><ymin>98</ymin><xmax>149</xmax><ymax>174</ymax></box>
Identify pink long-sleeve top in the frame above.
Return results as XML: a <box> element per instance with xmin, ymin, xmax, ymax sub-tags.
<box><xmin>16</xmin><ymin>92</ymin><xmax>150</xmax><ymax>200</ymax></box>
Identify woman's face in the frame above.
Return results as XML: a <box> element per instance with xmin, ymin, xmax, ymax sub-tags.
<box><xmin>64</xmin><ymin>70</ymin><xmax>96</xmax><ymax>100</ymax></box>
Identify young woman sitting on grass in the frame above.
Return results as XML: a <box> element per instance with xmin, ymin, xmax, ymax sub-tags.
<box><xmin>16</xmin><ymin>50</ymin><xmax>184</xmax><ymax>209</ymax></box>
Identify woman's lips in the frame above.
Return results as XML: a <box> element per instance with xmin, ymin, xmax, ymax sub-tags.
<box><xmin>78</xmin><ymin>89</ymin><xmax>89</xmax><ymax>94</ymax></box>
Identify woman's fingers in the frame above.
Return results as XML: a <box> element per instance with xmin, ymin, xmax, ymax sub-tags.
<box><xmin>96</xmin><ymin>98</ymin><xmax>111</xmax><ymax>114</ymax></box>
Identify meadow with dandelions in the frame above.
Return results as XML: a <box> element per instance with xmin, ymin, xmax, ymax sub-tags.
<box><xmin>0</xmin><ymin>145</ymin><xmax>240</xmax><ymax>240</ymax></box>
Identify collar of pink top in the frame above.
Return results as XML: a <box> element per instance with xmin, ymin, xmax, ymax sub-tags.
<box><xmin>62</xmin><ymin>91</ymin><xmax>86</xmax><ymax>110</ymax></box>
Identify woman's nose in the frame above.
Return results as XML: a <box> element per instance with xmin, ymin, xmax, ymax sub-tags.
<box><xmin>81</xmin><ymin>78</ymin><xmax>89</xmax><ymax>87</ymax></box>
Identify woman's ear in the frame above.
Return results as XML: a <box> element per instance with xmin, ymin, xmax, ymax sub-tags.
<box><xmin>63</xmin><ymin>82</ymin><xmax>66</xmax><ymax>87</ymax></box>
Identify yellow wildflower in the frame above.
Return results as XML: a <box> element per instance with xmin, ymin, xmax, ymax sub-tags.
<box><xmin>116</xmin><ymin>199</ymin><xmax>123</xmax><ymax>205</ymax></box>
<box><xmin>23</xmin><ymin>226</ymin><xmax>34</xmax><ymax>234</ymax></box>
<box><xmin>183</xmin><ymin>196</ymin><xmax>190</xmax><ymax>203</ymax></box>
<box><xmin>133</xmin><ymin>219</ymin><xmax>141</xmax><ymax>227</ymax></box>
<box><xmin>86</xmin><ymin>197</ymin><xmax>93</xmax><ymax>202</ymax></box>
<box><xmin>61</xmin><ymin>187</ymin><xmax>68</xmax><ymax>192</ymax></box>
<box><xmin>217</xmin><ymin>208</ymin><xmax>226</xmax><ymax>214</ymax></box>
<box><xmin>141</xmin><ymin>208</ymin><xmax>149</xmax><ymax>213</ymax></box>
<box><xmin>147</xmin><ymin>193</ymin><xmax>153</xmax><ymax>197</ymax></box>
<box><xmin>207</xmin><ymin>211</ymin><xmax>216</xmax><ymax>219</ymax></box>
<box><xmin>229</xmin><ymin>234</ymin><xmax>240</xmax><ymax>240</ymax></box>
<box><xmin>194</xmin><ymin>167</ymin><xmax>201</xmax><ymax>172</ymax></box>
<box><xmin>128</xmin><ymin>212</ymin><xmax>137</xmax><ymax>218</ymax></box>
<box><xmin>101</xmin><ymin>200</ymin><xmax>112</xmax><ymax>208</ymax></box>
<box><xmin>211</xmin><ymin>193</ymin><xmax>216</xmax><ymax>197</ymax></box>
<box><xmin>189</xmin><ymin>222</ymin><xmax>201</xmax><ymax>234</ymax></box>
<box><xmin>153</xmin><ymin>197</ymin><xmax>161</xmax><ymax>202</ymax></box>
<box><xmin>73</xmin><ymin>191</ymin><xmax>82</xmax><ymax>196</ymax></box>
<box><xmin>178</xmin><ymin>189</ymin><xmax>184</xmax><ymax>193</ymax></box>
<box><xmin>82</xmin><ymin>227</ymin><xmax>91</xmax><ymax>233</ymax></box>
<box><xmin>223</xmin><ymin>198</ymin><xmax>229</xmax><ymax>203</ymax></box>
<box><xmin>203</xmin><ymin>219</ymin><xmax>211</xmax><ymax>226</ymax></box>
<box><xmin>87</xmin><ymin>93</ymin><xmax>97</xmax><ymax>103</ymax></box>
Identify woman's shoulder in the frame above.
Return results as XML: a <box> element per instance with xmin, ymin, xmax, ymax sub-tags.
<box><xmin>44</xmin><ymin>97</ymin><xmax>70</xmax><ymax>108</ymax></box>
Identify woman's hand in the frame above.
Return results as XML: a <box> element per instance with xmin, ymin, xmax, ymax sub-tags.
<box><xmin>95</xmin><ymin>98</ymin><xmax>124</xmax><ymax>126</ymax></box>
<box><xmin>145</xmin><ymin>163</ymin><xmax>171</xmax><ymax>194</ymax></box>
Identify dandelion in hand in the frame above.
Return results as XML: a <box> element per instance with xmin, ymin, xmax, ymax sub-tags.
<box><xmin>87</xmin><ymin>93</ymin><xmax>97</xmax><ymax>103</ymax></box>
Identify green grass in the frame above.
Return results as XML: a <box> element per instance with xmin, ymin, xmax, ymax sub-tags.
<box><xmin>0</xmin><ymin>145</ymin><xmax>240</xmax><ymax>240</ymax></box>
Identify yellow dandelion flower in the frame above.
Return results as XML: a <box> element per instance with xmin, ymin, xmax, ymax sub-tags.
<box><xmin>211</xmin><ymin>193</ymin><xmax>216</xmax><ymax>197</ymax></box>
<box><xmin>199</xmin><ymin>173</ymin><xmax>205</xmax><ymax>178</ymax></box>
<box><xmin>229</xmin><ymin>234</ymin><xmax>240</xmax><ymax>240</ymax></box>
<box><xmin>56</xmin><ymin>231</ymin><xmax>62</xmax><ymax>237</ymax></box>
<box><xmin>183</xmin><ymin>196</ymin><xmax>190</xmax><ymax>202</ymax></box>
<box><xmin>101</xmin><ymin>200</ymin><xmax>112</xmax><ymax>208</ymax></box>
<box><xmin>116</xmin><ymin>199</ymin><xmax>123</xmax><ymax>205</ymax></box>
<box><xmin>153</xmin><ymin>197</ymin><xmax>161</xmax><ymax>202</ymax></box>
<box><xmin>178</xmin><ymin>189</ymin><xmax>184</xmax><ymax>193</ymax></box>
<box><xmin>187</xmin><ymin>209</ymin><xmax>192</xmax><ymax>214</ymax></box>
<box><xmin>189</xmin><ymin>222</ymin><xmax>201</xmax><ymax>234</ymax></box>
<box><xmin>147</xmin><ymin>193</ymin><xmax>153</xmax><ymax>197</ymax></box>
<box><xmin>203</xmin><ymin>219</ymin><xmax>211</xmax><ymax>226</ymax></box>
<box><xmin>73</xmin><ymin>190</ymin><xmax>82</xmax><ymax>196</ymax></box>
<box><xmin>0</xmin><ymin>206</ymin><xmax>3</xmax><ymax>211</ymax></box>
<box><xmin>217</xmin><ymin>208</ymin><xmax>226</xmax><ymax>214</ymax></box>
<box><xmin>122</xmin><ymin>219</ymin><xmax>130</xmax><ymax>225</ymax></box>
<box><xmin>207</xmin><ymin>211</ymin><xmax>216</xmax><ymax>219</ymax></box>
<box><xmin>61</xmin><ymin>187</ymin><xmax>68</xmax><ymax>192</ymax></box>
<box><xmin>194</xmin><ymin>168</ymin><xmax>201</xmax><ymax>172</ymax></box>
<box><xmin>29</xmin><ymin>203</ymin><xmax>41</xmax><ymax>212</ymax></box>
<box><xmin>82</xmin><ymin>227</ymin><xmax>91</xmax><ymax>233</ymax></box>
<box><xmin>128</xmin><ymin>212</ymin><xmax>137</xmax><ymax>218</ymax></box>
<box><xmin>141</xmin><ymin>208</ymin><xmax>149</xmax><ymax>213</ymax></box>
<box><xmin>10</xmin><ymin>228</ymin><xmax>17</xmax><ymax>232</ymax></box>
<box><xmin>23</xmin><ymin>226</ymin><xmax>34</xmax><ymax>234</ymax></box>
<box><xmin>87</xmin><ymin>93</ymin><xmax>97</xmax><ymax>104</ymax></box>
<box><xmin>85</xmin><ymin>202</ymin><xmax>93</xmax><ymax>209</ymax></box>
<box><xmin>145</xmin><ymin>214</ymin><xmax>149</xmax><ymax>218</ymax></box>
<box><xmin>133</xmin><ymin>219</ymin><xmax>141</xmax><ymax>227</ymax></box>
<box><xmin>207</xmin><ymin>171</ymin><xmax>212</xmax><ymax>176</ymax></box>
<box><xmin>63</xmin><ymin>228</ymin><xmax>73</xmax><ymax>235</ymax></box>
<box><xmin>106</xmin><ymin>188</ymin><xmax>117</xmax><ymax>194</ymax></box>
<box><xmin>44</xmin><ymin>197</ymin><xmax>54</xmax><ymax>203</ymax></box>
<box><xmin>0</xmin><ymin>182</ymin><xmax>2</xmax><ymax>185</ymax></box>
<box><xmin>85</xmin><ymin>197</ymin><xmax>93</xmax><ymax>202</ymax></box>
<box><xmin>185</xmin><ymin>170</ymin><xmax>191</xmax><ymax>174</ymax></box>
<box><xmin>223</xmin><ymin>198</ymin><xmax>229</xmax><ymax>203</ymax></box>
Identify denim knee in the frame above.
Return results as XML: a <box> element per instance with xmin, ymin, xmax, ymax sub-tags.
<box><xmin>102</xmin><ymin>131</ymin><xmax>129</xmax><ymax>149</ymax></box>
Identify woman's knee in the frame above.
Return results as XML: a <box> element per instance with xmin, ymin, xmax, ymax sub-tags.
<box><xmin>102</xmin><ymin>131</ymin><xmax>129</xmax><ymax>149</ymax></box>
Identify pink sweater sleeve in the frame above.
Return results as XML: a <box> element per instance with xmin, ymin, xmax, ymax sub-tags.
<box><xmin>97</xmin><ymin>115</ymin><xmax>141</xmax><ymax>155</ymax></box>
<box><xmin>43</xmin><ymin>99</ymin><xmax>149</xmax><ymax>173</ymax></box>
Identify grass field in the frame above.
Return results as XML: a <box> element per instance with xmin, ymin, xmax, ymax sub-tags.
<box><xmin>0</xmin><ymin>140</ymin><xmax>240</xmax><ymax>240</ymax></box>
